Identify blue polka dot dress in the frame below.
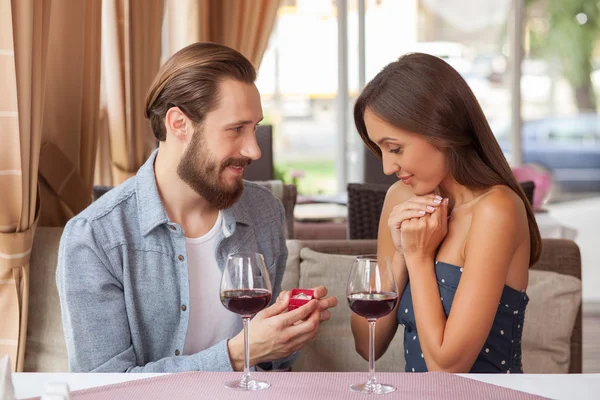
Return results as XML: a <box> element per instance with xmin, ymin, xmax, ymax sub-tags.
<box><xmin>398</xmin><ymin>261</ymin><xmax>528</xmax><ymax>373</ymax></box>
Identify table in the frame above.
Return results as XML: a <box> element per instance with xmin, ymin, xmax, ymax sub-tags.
<box><xmin>535</xmin><ymin>211</ymin><xmax>578</xmax><ymax>240</ymax></box>
<box><xmin>294</xmin><ymin>203</ymin><xmax>348</xmax><ymax>240</ymax></box>
<box><xmin>293</xmin><ymin>201</ymin><xmax>577</xmax><ymax>241</ymax></box>
<box><xmin>294</xmin><ymin>203</ymin><xmax>348</xmax><ymax>223</ymax></box>
<box><xmin>12</xmin><ymin>372</ymin><xmax>600</xmax><ymax>399</ymax></box>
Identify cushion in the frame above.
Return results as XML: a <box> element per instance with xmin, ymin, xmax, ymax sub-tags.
<box><xmin>522</xmin><ymin>269</ymin><xmax>581</xmax><ymax>373</ymax></box>
<box><xmin>293</xmin><ymin>248</ymin><xmax>405</xmax><ymax>372</ymax></box>
<box><xmin>25</xmin><ymin>227</ymin><xmax>68</xmax><ymax>372</ymax></box>
<box><xmin>282</xmin><ymin>240</ymin><xmax>302</xmax><ymax>291</ymax></box>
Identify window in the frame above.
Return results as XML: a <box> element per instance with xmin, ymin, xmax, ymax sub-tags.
<box><xmin>257</xmin><ymin>1</ymin><xmax>339</xmax><ymax>195</ymax></box>
<box><xmin>523</xmin><ymin>0</ymin><xmax>600</xmax><ymax>198</ymax></box>
<box><xmin>363</xmin><ymin>0</ymin><xmax>512</xmax><ymax>125</ymax></box>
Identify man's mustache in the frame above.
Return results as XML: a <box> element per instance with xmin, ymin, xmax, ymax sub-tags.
<box><xmin>221</xmin><ymin>157</ymin><xmax>252</xmax><ymax>170</ymax></box>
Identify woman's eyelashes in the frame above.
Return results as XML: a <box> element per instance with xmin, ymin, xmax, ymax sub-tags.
<box><xmin>389</xmin><ymin>146</ymin><xmax>403</xmax><ymax>154</ymax></box>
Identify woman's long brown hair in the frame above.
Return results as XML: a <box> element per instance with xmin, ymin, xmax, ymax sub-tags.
<box><xmin>354</xmin><ymin>53</ymin><xmax>541</xmax><ymax>266</ymax></box>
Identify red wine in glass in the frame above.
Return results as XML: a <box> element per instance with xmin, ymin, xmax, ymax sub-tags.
<box><xmin>221</xmin><ymin>289</ymin><xmax>272</xmax><ymax>316</ymax></box>
<box><xmin>347</xmin><ymin>255</ymin><xmax>399</xmax><ymax>395</ymax></box>
<box><xmin>220</xmin><ymin>252</ymin><xmax>272</xmax><ymax>391</ymax></box>
<box><xmin>347</xmin><ymin>292</ymin><xmax>398</xmax><ymax>320</ymax></box>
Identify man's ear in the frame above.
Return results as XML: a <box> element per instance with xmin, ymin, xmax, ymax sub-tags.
<box><xmin>165</xmin><ymin>106</ymin><xmax>191</xmax><ymax>142</ymax></box>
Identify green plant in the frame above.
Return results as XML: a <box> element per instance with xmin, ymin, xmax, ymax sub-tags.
<box><xmin>526</xmin><ymin>0</ymin><xmax>600</xmax><ymax>111</ymax></box>
<box><xmin>273</xmin><ymin>164</ymin><xmax>290</xmax><ymax>183</ymax></box>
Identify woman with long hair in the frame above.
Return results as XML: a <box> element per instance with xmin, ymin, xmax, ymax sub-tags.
<box><xmin>350</xmin><ymin>53</ymin><xmax>541</xmax><ymax>373</ymax></box>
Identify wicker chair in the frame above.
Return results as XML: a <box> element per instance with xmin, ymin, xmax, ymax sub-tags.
<box><xmin>520</xmin><ymin>180</ymin><xmax>535</xmax><ymax>206</ymax></box>
<box><xmin>347</xmin><ymin>181</ymin><xmax>537</xmax><ymax>240</ymax></box>
<box><xmin>347</xmin><ymin>182</ymin><xmax>389</xmax><ymax>240</ymax></box>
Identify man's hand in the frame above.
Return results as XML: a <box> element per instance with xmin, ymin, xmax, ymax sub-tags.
<box><xmin>311</xmin><ymin>286</ymin><xmax>338</xmax><ymax>322</ymax></box>
<box><xmin>227</xmin><ymin>287</ymin><xmax>338</xmax><ymax>370</ymax></box>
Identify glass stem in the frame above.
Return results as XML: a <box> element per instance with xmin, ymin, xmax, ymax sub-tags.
<box><xmin>368</xmin><ymin>319</ymin><xmax>377</xmax><ymax>386</ymax></box>
<box><xmin>241</xmin><ymin>316</ymin><xmax>251</xmax><ymax>385</ymax></box>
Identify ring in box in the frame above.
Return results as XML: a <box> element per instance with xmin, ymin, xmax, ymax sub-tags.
<box><xmin>288</xmin><ymin>288</ymin><xmax>315</xmax><ymax>311</ymax></box>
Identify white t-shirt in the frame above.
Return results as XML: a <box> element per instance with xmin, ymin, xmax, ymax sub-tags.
<box><xmin>183</xmin><ymin>212</ymin><xmax>241</xmax><ymax>355</ymax></box>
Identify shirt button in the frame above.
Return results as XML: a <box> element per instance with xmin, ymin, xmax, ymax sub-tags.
<box><xmin>175</xmin><ymin>349</ymin><xmax>180</xmax><ymax>356</ymax></box>
<box><xmin>181</xmin><ymin>304</ymin><xmax>187</xmax><ymax>311</ymax></box>
<box><xmin>178</xmin><ymin>255</ymin><xmax>184</xmax><ymax>262</ymax></box>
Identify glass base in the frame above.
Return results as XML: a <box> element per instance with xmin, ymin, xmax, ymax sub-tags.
<box><xmin>350</xmin><ymin>382</ymin><xmax>396</xmax><ymax>395</ymax></box>
<box><xmin>224</xmin><ymin>379</ymin><xmax>270</xmax><ymax>391</ymax></box>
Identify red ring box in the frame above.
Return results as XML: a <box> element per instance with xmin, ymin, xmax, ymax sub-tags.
<box><xmin>288</xmin><ymin>288</ymin><xmax>315</xmax><ymax>311</ymax></box>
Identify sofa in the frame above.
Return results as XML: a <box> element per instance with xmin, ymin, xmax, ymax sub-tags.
<box><xmin>283</xmin><ymin>239</ymin><xmax>582</xmax><ymax>374</ymax></box>
<box><xmin>24</xmin><ymin>228</ymin><xmax>582</xmax><ymax>374</ymax></box>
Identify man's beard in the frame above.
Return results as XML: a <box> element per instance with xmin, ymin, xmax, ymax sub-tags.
<box><xmin>177</xmin><ymin>130</ymin><xmax>251</xmax><ymax>210</ymax></box>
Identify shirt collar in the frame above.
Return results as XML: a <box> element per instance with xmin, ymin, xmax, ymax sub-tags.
<box><xmin>136</xmin><ymin>149</ymin><xmax>252</xmax><ymax>236</ymax></box>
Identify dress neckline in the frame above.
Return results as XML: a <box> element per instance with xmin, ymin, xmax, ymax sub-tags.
<box><xmin>434</xmin><ymin>260</ymin><xmax>528</xmax><ymax>296</ymax></box>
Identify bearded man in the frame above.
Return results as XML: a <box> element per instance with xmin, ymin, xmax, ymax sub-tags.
<box><xmin>56</xmin><ymin>42</ymin><xmax>337</xmax><ymax>373</ymax></box>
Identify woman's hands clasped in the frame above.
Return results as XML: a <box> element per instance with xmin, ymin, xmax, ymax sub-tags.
<box><xmin>388</xmin><ymin>194</ymin><xmax>449</xmax><ymax>264</ymax></box>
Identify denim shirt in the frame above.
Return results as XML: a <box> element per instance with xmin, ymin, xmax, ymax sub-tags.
<box><xmin>56</xmin><ymin>150</ymin><xmax>289</xmax><ymax>372</ymax></box>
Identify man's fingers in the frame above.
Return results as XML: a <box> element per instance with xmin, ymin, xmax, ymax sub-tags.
<box><xmin>318</xmin><ymin>296</ymin><xmax>338</xmax><ymax>311</ymax></box>
<box><xmin>258</xmin><ymin>291</ymin><xmax>289</xmax><ymax>319</ymax></box>
<box><xmin>285</xmin><ymin>305</ymin><xmax>321</xmax><ymax>337</ymax></box>
<box><xmin>311</xmin><ymin>286</ymin><xmax>328</xmax><ymax>299</ymax></box>
<box><xmin>281</xmin><ymin>299</ymin><xmax>318</xmax><ymax>326</ymax></box>
<box><xmin>277</xmin><ymin>290</ymin><xmax>290</xmax><ymax>302</ymax></box>
<box><xmin>319</xmin><ymin>309</ymin><xmax>331</xmax><ymax>322</ymax></box>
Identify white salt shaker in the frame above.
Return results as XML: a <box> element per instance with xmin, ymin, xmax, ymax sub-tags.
<box><xmin>42</xmin><ymin>382</ymin><xmax>71</xmax><ymax>400</ymax></box>
<box><xmin>41</xmin><ymin>395</ymin><xmax>68</xmax><ymax>400</ymax></box>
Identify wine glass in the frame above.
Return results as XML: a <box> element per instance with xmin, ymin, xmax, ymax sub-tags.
<box><xmin>347</xmin><ymin>255</ymin><xmax>399</xmax><ymax>394</ymax></box>
<box><xmin>220</xmin><ymin>252</ymin><xmax>272</xmax><ymax>391</ymax></box>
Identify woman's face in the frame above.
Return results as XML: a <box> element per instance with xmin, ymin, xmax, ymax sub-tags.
<box><xmin>364</xmin><ymin>109</ymin><xmax>448</xmax><ymax>195</ymax></box>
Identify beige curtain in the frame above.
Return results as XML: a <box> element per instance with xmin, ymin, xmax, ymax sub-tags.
<box><xmin>94</xmin><ymin>107</ymin><xmax>113</xmax><ymax>187</ymax></box>
<box><xmin>164</xmin><ymin>0</ymin><xmax>199</xmax><ymax>60</ymax></box>
<box><xmin>38</xmin><ymin>0</ymin><xmax>102</xmax><ymax>226</ymax></box>
<box><xmin>0</xmin><ymin>0</ymin><xmax>49</xmax><ymax>372</ymax></box>
<box><xmin>197</xmin><ymin>0</ymin><xmax>280</xmax><ymax>68</ymax></box>
<box><xmin>100</xmin><ymin>0</ymin><xmax>165</xmax><ymax>186</ymax></box>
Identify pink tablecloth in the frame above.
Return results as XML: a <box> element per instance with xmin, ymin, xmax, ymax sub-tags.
<box><xmin>26</xmin><ymin>372</ymin><xmax>549</xmax><ymax>400</ymax></box>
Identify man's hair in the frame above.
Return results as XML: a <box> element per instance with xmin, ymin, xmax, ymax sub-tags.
<box><xmin>145</xmin><ymin>42</ymin><xmax>257</xmax><ymax>141</ymax></box>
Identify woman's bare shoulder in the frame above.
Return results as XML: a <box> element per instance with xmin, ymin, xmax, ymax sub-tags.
<box><xmin>472</xmin><ymin>185</ymin><xmax>527</xmax><ymax>223</ymax></box>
